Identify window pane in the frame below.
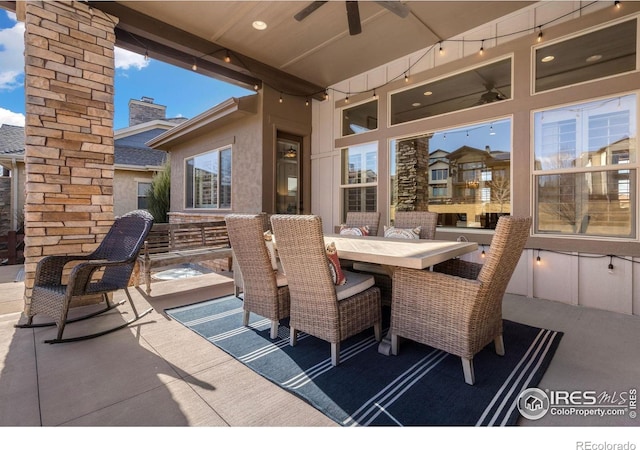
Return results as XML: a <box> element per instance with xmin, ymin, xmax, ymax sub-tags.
<box><xmin>342</xmin><ymin>143</ymin><xmax>378</xmax><ymax>184</ymax></box>
<box><xmin>536</xmin><ymin>170</ymin><xmax>635</xmax><ymax>237</ymax></box>
<box><xmin>342</xmin><ymin>100</ymin><xmax>378</xmax><ymax>136</ymax></box>
<box><xmin>390</xmin><ymin>58</ymin><xmax>511</xmax><ymax>125</ymax></box>
<box><xmin>390</xmin><ymin>119</ymin><xmax>511</xmax><ymax>229</ymax></box>
<box><xmin>137</xmin><ymin>182</ymin><xmax>151</xmax><ymax>210</ymax></box>
<box><xmin>534</xmin><ymin>95</ymin><xmax>636</xmax><ymax>171</ymax></box>
<box><xmin>343</xmin><ymin>186</ymin><xmax>377</xmax><ymax>218</ymax></box>
<box><xmin>220</xmin><ymin>148</ymin><xmax>232</xmax><ymax>208</ymax></box>
<box><xmin>185</xmin><ymin>147</ymin><xmax>232</xmax><ymax>209</ymax></box>
<box><xmin>535</xmin><ymin>19</ymin><xmax>636</xmax><ymax>92</ymax></box>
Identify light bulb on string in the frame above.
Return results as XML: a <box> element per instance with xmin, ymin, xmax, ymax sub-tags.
<box><xmin>305</xmin><ymin>98</ymin><xmax>309</xmax><ymax>107</ymax></box>
<box><xmin>608</xmin><ymin>256</ymin><xmax>614</xmax><ymax>273</ymax></box>
<box><xmin>405</xmin><ymin>72</ymin><xmax>409</xmax><ymax>83</ymax></box>
<box><xmin>615</xmin><ymin>1</ymin><xmax>621</xmax><ymax>9</ymax></box>
<box><xmin>479</xmin><ymin>40</ymin><xmax>484</xmax><ymax>55</ymax></box>
<box><xmin>324</xmin><ymin>90</ymin><xmax>329</xmax><ymax>101</ymax></box>
<box><xmin>279</xmin><ymin>93</ymin><xmax>283</xmax><ymax>104</ymax></box>
<box><xmin>536</xmin><ymin>249</ymin><xmax>541</xmax><ymax>265</ymax></box>
<box><xmin>439</xmin><ymin>41</ymin><xmax>444</xmax><ymax>55</ymax></box>
<box><xmin>224</xmin><ymin>51</ymin><xmax>231</xmax><ymax>63</ymax></box>
<box><xmin>144</xmin><ymin>50</ymin><xmax>149</xmax><ymax>61</ymax></box>
<box><xmin>537</xmin><ymin>27</ymin><xmax>543</xmax><ymax>43</ymax></box>
<box><xmin>191</xmin><ymin>58</ymin><xmax>198</xmax><ymax>71</ymax></box>
<box><xmin>481</xmin><ymin>245</ymin><xmax>486</xmax><ymax>258</ymax></box>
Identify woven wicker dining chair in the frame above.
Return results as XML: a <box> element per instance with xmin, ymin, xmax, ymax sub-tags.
<box><xmin>271</xmin><ymin>214</ymin><xmax>382</xmax><ymax>366</ymax></box>
<box><xmin>394</xmin><ymin>211</ymin><xmax>438</xmax><ymax>239</ymax></box>
<box><xmin>344</xmin><ymin>211</ymin><xmax>381</xmax><ymax>236</ymax></box>
<box><xmin>355</xmin><ymin>211</ymin><xmax>439</xmax><ymax>305</ymax></box>
<box><xmin>17</xmin><ymin>210</ymin><xmax>154</xmax><ymax>344</ymax></box>
<box><xmin>390</xmin><ymin>216</ymin><xmax>531</xmax><ymax>385</ymax></box>
<box><xmin>226</xmin><ymin>214</ymin><xmax>290</xmax><ymax>339</ymax></box>
<box><xmin>231</xmin><ymin>212</ymin><xmax>272</xmax><ymax>297</ymax></box>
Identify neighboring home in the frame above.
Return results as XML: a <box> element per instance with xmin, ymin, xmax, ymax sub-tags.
<box><xmin>0</xmin><ymin>97</ymin><xmax>185</xmax><ymax>233</ymax></box>
<box><xmin>147</xmin><ymin>86</ymin><xmax>311</xmax><ymax>223</ymax></box>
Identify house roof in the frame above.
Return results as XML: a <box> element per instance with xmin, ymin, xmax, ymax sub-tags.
<box><xmin>147</xmin><ymin>94</ymin><xmax>258</xmax><ymax>149</ymax></box>
<box><xmin>0</xmin><ymin>124</ymin><xmax>25</xmax><ymax>155</ymax></box>
<box><xmin>0</xmin><ymin>123</ymin><xmax>168</xmax><ymax>169</ymax></box>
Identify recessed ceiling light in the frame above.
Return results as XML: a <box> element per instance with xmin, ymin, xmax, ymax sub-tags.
<box><xmin>541</xmin><ymin>55</ymin><xmax>555</xmax><ymax>63</ymax></box>
<box><xmin>423</xmin><ymin>91</ymin><xmax>433</xmax><ymax>96</ymax></box>
<box><xmin>412</xmin><ymin>102</ymin><xmax>421</xmax><ymax>107</ymax></box>
<box><xmin>252</xmin><ymin>20</ymin><xmax>267</xmax><ymax>30</ymax></box>
<box><xmin>586</xmin><ymin>54</ymin><xmax>602</xmax><ymax>63</ymax></box>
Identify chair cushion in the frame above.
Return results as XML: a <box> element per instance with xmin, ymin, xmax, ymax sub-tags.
<box><xmin>384</xmin><ymin>225</ymin><xmax>421</xmax><ymax>239</ymax></box>
<box><xmin>263</xmin><ymin>230</ymin><xmax>278</xmax><ymax>270</ymax></box>
<box><xmin>339</xmin><ymin>225</ymin><xmax>370</xmax><ymax>236</ymax></box>
<box><xmin>326</xmin><ymin>241</ymin><xmax>346</xmax><ymax>285</ymax></box>
<box><xmin>335</xmin><ymin>270</ymin><xmax>375</xmax><ymax>301</ymax></box>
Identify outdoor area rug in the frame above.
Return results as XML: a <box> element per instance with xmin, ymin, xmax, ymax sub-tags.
<box><xmin>166</xmin><ymin>295</ymin><xmax>563</xmax><ymax>426</ymax></box>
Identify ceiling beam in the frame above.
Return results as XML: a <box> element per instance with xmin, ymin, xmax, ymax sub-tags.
<box><xmin>90</xmin><ymin>1</ymin><xmax>326</xmax><ymax>100</ymax></box>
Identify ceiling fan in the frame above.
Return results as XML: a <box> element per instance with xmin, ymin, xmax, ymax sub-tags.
<box><xmin>294</xmin><ymin>1</ymin><xmax>411</xmax><ymax>36</ymax></box>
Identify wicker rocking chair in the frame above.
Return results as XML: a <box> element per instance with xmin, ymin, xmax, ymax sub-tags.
<box><xmin>16</xmin><ymin>210</ymin><xmax>154</xmax><ymax>344</ymax></box>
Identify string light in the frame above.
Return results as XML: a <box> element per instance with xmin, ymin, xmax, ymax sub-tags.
<box><xmin>536</xmin><ymin>249</ymin><xmax>541</xmax><ymax>265</ymax></box>
<box><xmin>404</xmin><ymin>72</ymin><xmax>409</xmax><ymax>83</ymax></box>
<box><xmin>324</xmin><ymin>90</ymin><xmax>329</xmax><ymax>100</ymax></box>
<box><xmin>144</xmin><ymin>50</ymin><xmax>149</xmax><ymax>61</ymax></box>
<box><xmin>191</xmin><ymin>58</ymin><xmax>197</xmax><ymax>71</ymax></box>
<box><xmin>279</xmin><ymin>93</ymin><xmax>283</xmax><ymax>103</ymax></box>
<box><xmin>537</xmin><ymin>27</ymin><xmax>543</xmax><ymax>42</ymax></box>
<box><xmin>372</xmin><ymin>89</ymin><xmax>377</xmax><ymax>99</ymax></box>
<box><xmin>345</xmin><ymin>95</ymin><xmax>349</xmax><ymax>104</ymax></box>
<box><xmin>254</xmin><ymin>84</ymin><xmax>259</xmax><ymax>91</ymax></box>
<box><xmin>224</xmin><ymin>51</ymin><xmax>231</xmax><ymax>63</ymax></box>
<box><xmin>608</xmin><ymin>256</ymin><xmax>614</xmax><ymax>273</ymax></box>
<box><xmin>615</xmin><ymin>1</ymin><xmax>621</xmax><ymax>9</ymax></box>
<box><xmin>439</xmin><ymin>41</ymin><xmax>444</xmax><ymax>55</ymax></box>
<box><xmin>479</xmin><ymin>40</ymin><xmax>484</xmax><ymax>55</ymax></box>
<box><xmin>481</xmin><ymin>245</ymin><xmax>486</xmax><ymax>258</ymax></box>
<box><xmin>305</xmin><ymin>98</ymin><xmax>309</xmax><ymax>106</ymax></box>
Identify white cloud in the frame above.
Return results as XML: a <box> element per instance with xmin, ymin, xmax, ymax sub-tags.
<box><xmin>0</xmin><ymin>12</ymin><xmax>25</xmax><ymax>91</ymax></box>
<box><xmin>0</xmin><ymin>107</ymin><xmax>25</xmax><ymax>126</ymax></box>
<box><xmin>115</xmin><ymin>47</ymin><xmax>149</xmax><ymax>70</ymax></box>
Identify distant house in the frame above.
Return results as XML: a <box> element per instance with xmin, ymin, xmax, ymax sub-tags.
<box><xmin>0</xmin><ymin>97</ymin><xmax>186</xmax><ymax>234</ymax></box>
<box><xmin>147</xmin><ymin>86</ymin><xmax>311</xmax><ymax>223</ymax></box>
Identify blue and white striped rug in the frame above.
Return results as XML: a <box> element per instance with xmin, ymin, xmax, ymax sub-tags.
<box><xmin>166</xmin><ymin>296</ymin><xmax>563</xmax><ymax>426</ymax></box>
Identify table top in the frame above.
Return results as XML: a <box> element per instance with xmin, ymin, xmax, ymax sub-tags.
<box><xmin>324</xmin><ymin>234</ymin><xmax>478</xmax><ymax>270</ymax></box>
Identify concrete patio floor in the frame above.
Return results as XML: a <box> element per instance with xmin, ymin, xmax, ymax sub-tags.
<box><xmin>1</xmin><ymin>263</ymin><xmax>639</xmax><ymax>441</ymax></box>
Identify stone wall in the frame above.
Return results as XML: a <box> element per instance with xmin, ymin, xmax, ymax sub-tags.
<box><xmin>22</xmin><ymin>1</ymin><xmax>118</xmax><ymax>304</ymax></box>
<box><xmin>396</xmin><ymin>137</ymin><xmax>430</xmax><ymax>211</ymax></box>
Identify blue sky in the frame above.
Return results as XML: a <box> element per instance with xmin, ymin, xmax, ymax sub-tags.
<box><xmin>0</xmin><ymin>9</ymin><xmax>252</xmax><ymax>130</ymax></box>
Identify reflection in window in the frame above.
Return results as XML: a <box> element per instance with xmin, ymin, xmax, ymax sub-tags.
<box><xmin>534</xmin><ymin>94</ymin><xmax>636</xmax><ymax>238</ymax></box>
<box><xmin>389</xmin><ymin>119</ymin><xmax>511</xmax><ymax>229</ymax></box>
<box><xmin>390</xmin><ymin>58</ymin><xmax>511</xmax><ymax>125</ymax></box>
<box><xmin>535</xmin><ymin>19</ymin><xmax>636</xmax><ymax>93</ymax></box>
<box><xmin>341</xmin><ymin>143</ymin><xmax>378</xmax><ymax>220</ymax></box>
<box><xmin>342</xmin><ymin>99</ymin><xmax>378</xmax><ymax>136</ymax></box>
<box><xmin>185</xmin><ymin>147</ymin><xmax>232</xmax><ymax>209</ymax></box>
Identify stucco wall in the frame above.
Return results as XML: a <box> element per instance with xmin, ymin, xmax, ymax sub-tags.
<box><xmin>168</xmin><ymin>109</ymin><xmax>264</xmax><ymax>215</ymax></box>
<box><xmin>113</xmin><ymin>169</ymin><xmax>155</xmax><ymax>217</ymax></box>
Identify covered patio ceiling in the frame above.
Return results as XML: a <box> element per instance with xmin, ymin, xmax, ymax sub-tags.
<box><xmin>84</xmin><ymin>1</ymin><xmax>534</xmax><ymax>100</ymax></box>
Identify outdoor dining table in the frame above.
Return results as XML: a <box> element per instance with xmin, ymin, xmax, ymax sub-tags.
<box><xmin>323</xmin><ymin>233</ymin><xmax>478</xmax><ymax>354</ymax></box>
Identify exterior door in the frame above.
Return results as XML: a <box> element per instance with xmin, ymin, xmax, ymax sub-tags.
<box><xmin>276</xmin><ymin>132</ymin><xmax>303</xmax><ymax>214</ymax></box>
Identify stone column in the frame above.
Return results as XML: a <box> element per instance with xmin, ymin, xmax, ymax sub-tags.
<box><xmin>22</xmin><ymin>1</ymin><xmax>118</xmax><ymax>306</ymax></box>
<box><xmin>396</xmin><ymin>137</ymin><xmax>430</xmax><ymax>211</ymax></box>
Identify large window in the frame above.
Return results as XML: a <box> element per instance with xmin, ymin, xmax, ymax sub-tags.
<box><xmin>390</xmin><ymin>118</ymin><xmax>511</xmax><ymax>229</ymax></box>
<box><xmin>341</xmin><ymin>143</ymin><xmax>377</xmax><ymax>221</ymax></box>
<box><xmin>390</xmin><ymin>58</ymin><xmax>512</xmax><ymax>125</ymax></box>
<box><xmin>535</xmin><ymin>19</ymin><xmax>636</xmax><ymax>93</ymax></box>
<box><xmin>185</xmin><ymin>147</ymin><xmax>232</xmax><ymax>209</ymax></box>
<box><xmin>533</xmin><ymin>94</ymin><xmax>637</xmax><ymax>237</ymax></box>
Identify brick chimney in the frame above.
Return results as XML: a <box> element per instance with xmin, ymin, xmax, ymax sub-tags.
<box><xmin>128</xmin><ymin>97</ymin><xmax>166</xmax><ymax>126</ymax></box>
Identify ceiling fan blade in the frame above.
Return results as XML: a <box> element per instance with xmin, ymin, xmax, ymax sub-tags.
<box><xmin>375</xmin><ymin>1</ymin><xmax>411</xmax><ymax>18</ymax></box>
<box><xmin>346</xmin><ymin>1</ymin><xmax>362</xmax><ymax>36</ymax></box>
<box><xmin>294</xmin><ymin>1</ymin><xmax>328</xmax><ymax>22</ymax></box>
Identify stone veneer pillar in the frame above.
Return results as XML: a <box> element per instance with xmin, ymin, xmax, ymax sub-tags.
<box><xmin>396</xmin><ymin>137</ymin><xmax>430</xmax><ymax>211</ymax></box>
<box><xmin>22</xmin><ymin>1</ymin><xmax>118</xmax><ymax>306</ymax></box>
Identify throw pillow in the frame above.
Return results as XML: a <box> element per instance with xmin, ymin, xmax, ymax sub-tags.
<box><xmin>263</xmin><ymin>230</ymin><xmax>278</xmax><ymax>270</ymax></box>
<box><xmin>384</xmin><ymin>225</ymin><xmax>421</xmax><ymax>240</ymax></box>
<box><xmin>339</xmin><ymin>224</ymin><xmax>370</xmax><ymax>236</ymax></box>
<box><xmin>326</xmin><ymin>241</ymin><xmax>347</xmax><ymax>285</ymax></box>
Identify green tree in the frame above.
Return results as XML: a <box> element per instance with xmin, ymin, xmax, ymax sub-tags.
<box><xmin>147</xmin><ymin>162</ymin><xmax>170</xmax><ymax>223</ymax></box>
